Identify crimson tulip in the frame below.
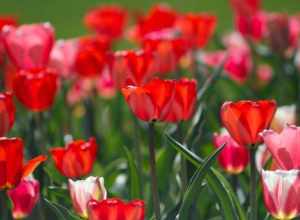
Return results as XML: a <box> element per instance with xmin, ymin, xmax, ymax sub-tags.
<box><xmin>7</xmin><ymin>178</ymin><xmax>40</xmax><ymax>219</ymax></box>
<box><xmin>69</xmin><ymin>176</ymin><xmax>107</xmax><ymax>218</ymax></box>
<box><xmin>122</xmin><ymin>78</ymin><xmax>174</xmax><ymax>121</ymax></box>
<box><xmin>176</xmin><ymin>13</ymin><xmax>217</xmax><ymax>49</ymax></box>
<box><xmin>74</xmin><ymin>35</ymin><xmax>111</xmax><ymax>78</ymax></box>
<box><xmin>84</xmin><ymin>5</ymin><xmax>127</xmax><ymax>40</ymax></box>
<box><xmin>230</xmin><ymin>0</ymin><xmax>261</xmax><ymax>16</ymax></box>
<box><xmin>13</xmin><ymin>68</ymin><xmax>58</xmax><ymax>112</ymax></box>
<box><xmin>0</xmin><ymin>137</ymin><xmax>47</xmax><ymax>189</ymax></box>
<box><xmin>262</xmin><ymin>169</ymin><xmax>300</xmax><ymax>219</ymax></box>
<box><xmin>88</xmin><ymin>198</ymin><xmax>145</xmax><ymax>220</ymax></box>
<box><xmin>49</xmin><ymin>137</ymin><xmax>98</xmax><ymax>178</ymax></box>
<box><xmin>213</xmin><ymin>130</ymin><xmax>249</xmax><ymax>174</ymax></box>
<box><xmin>0</xmin><ymin>92</ymin><xmax>15</xmax><ymax>136</ymax></box>
<box><xmin>2</xmin><ymin>23</ymin><xmax>54</xmax><ymax>71</ymax></box>
<box><xmin>220</xmin><ymin>100</ymin><xmax>277</xmax><ymax>146</ymax></box>
<box><xmin>142</xmin><ymin>30</ymin><xmax>190</xmax><ymax>74</ymax></box>
<box><xmin>164</xmin><ymin>78</ymin><xmax>197</xmax><ymax>122</ymax></box>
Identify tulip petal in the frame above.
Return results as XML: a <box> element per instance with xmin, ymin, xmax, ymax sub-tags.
<box><xmin>22</xmin><ymin>155</ymin><xmax>47</xmax><ymax>178</ymax></box>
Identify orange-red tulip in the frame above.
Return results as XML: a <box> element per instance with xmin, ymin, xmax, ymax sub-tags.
<box><xmin>0</xmin><ymin>92</ymin><xmax>15</xmax><ymax>136</ymax></box>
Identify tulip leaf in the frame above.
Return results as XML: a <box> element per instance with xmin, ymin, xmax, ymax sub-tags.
<box><xmin>166</xmin><ymin>135</ymin><xmax>246</xmax><ymax>220</ymax></box>
<box><xmin>177</xmin><ymin>142</ymin><xmax>225</xmax><ymax>220</ymax></box>
<box><xmin>123</xmin><ymin>145</ymin><xmax>141</xmax><ymax>199</ymax></box>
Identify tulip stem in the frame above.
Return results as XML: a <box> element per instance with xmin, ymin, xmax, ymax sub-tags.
<box><xmin>148</xmin><ymin>121</ymin><xmax>161</xmax><ymax>220</ymax></box>
<box><xmin>0</xmin><ymin>191</ymin><xmax>9</xmax><ymax>220</ymax></box>
<box><xmin>250</xmin><ymin>146</ymin><xmax>257</xmax><ymax>220</ymax></box>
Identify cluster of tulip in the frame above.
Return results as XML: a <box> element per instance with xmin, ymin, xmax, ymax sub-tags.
<box><xmin>0</xmin><ymin>0</ymin><xmax>299</xmax><ymax>219</ymax></box>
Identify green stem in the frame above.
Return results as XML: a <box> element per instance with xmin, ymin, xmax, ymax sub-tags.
<box><xmin>250</xmin><ymin>146</ymin><xmax>257</xmax><ymax>220</ymax></box>
<box><xmin>148</xmin><ymin>122</ymin><xmax>161</xmax><ymax>220</ymax></box>
<box><xmin>0</xmin><ymin>191</ymin><xmax>9</xmax><ymax>220</ymax></box>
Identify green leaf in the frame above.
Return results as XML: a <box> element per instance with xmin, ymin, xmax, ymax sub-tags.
<box><xmin>178</xmin><ymin>142</ymin><xmax>225</xmax><ymax>220</ymax></box>
<box><xmin>123</xmin><ymin>145</ymin><xmax>141</xmax><ymax>199</ymax></box>
<box><xmin>166</xmin><ymin>135</ymin><xmax>246</xmax><ymax>220</ymax></box>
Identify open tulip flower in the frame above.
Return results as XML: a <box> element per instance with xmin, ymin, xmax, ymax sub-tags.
<box><xmin>0</xmin><ymin>137</ymin><xmax>47</xmax><ymax>189</ymax></box>
<box><xmin>84</xmin><ymin>5</ymin><xmax>128</xmax><ymax>40</ymax></box>
<box><xmin>261</xmin><ymin>125</ymin><xmax>300</xmax><ymax>170</ymax></box>
<box><xmin>213</xmin><ymin>130</ymin><xmax>249</xmax><ymax>174</ymax></box>
<box><xmin>49</xmin><ymin>137</ymin><xmax>98</xmax><ymax>178</ymax></box>
<box><xmin>2</xmin><ymin>23</ymin><xmax>54</xmax><ymax>71</ymax></box>
<box><xmin>220</xmin><ymin>100</ymin><xmax>277</xmax><ymax>146</ymax></box>
<box><xmin>0</xmin><ymin>92</ymin><xmax>15</xmax><ymax>136</ymax></box>
<box><xmin>13</xmin><ymin>68</ymin><xmax>58</xmax><ymax>112</ymax></box>
<box><xmin>261</xmin><ymin>169</ymin><xmax>300</xmax><ymax>220</ymax></box>
<box><xmin>69</xmin><ymin>176</ymin><xmax>107</xmax><ymax>218</ymax></box>
<box><xmin>88</xmin><ymin>198</ymin><xmax>145</xmax><ymax>220</ymax></box>
<box><xmin>7</xmin><ymin>178</ymin><xmax>40</xmax><ymax>219</ymax></box>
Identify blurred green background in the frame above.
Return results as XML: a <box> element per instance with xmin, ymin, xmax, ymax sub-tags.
<box><xmin>0</xmin><ymin>0</ymin><xmax>299</xmax><ymax>38</ymax></box>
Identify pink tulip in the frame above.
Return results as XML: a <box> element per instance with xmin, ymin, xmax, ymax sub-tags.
<box><xmin>96</xmin><ymin>67</ymin><xmax>117</xmax><ymax>99</ymax></box>
<box><xmin>7</xmin><ymin>178</ymin><xmax>40</xmax><ymax>219</ymax></box>
<box><xmin>262</xmin><ymin>169</ymin><xmax>300</xmax><ymax>219</ymax></box>
<box><xmin>69</xmin><ymin>176</ymin><xmax>107</xmax><ymax>218</ymax></box>
<box><xmin>2</xmin><ymin>23</ymin><xmax>54</xmax><ymax>71</ymax></box>
<box><xmin>261</xmin><ymin>125</ymin><xmax>300</xmax><ymax>170</ymax></box>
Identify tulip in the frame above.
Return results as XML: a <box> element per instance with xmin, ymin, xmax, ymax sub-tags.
<box><xmin>49</xmin><ymin>137</ymin><xmax>98</xmax><ymax>178</ymax></box>
<box><xmin>142</xmin><ymin>30</ymin><xmax>190</xmax><ymax>74</ymax></box>
<box><xmin>176</xmin><ymin>13</ymin><xmax>217</xmax><ymax>48</ymax></box>
<box><xmin>74</xmin><ymin>35</ymin><xmax>111</xmax><ymax>78</ymax></box>
<box><xmin>213</xmin><ymin>130</ymin><xmax>249</xmax><ymax>174</ymax></box>
<box><xmin>261</xmin><ymin>125</ymin><xmax>300</xmax><ymax>170</ymax></box>
<box><xmin>0</xmin><ymin>137</ymin><xmax>47</xmax><ymax>189</ymax></box>
<box><xmin>69</xmin><ymin>176</ymin><xmax>107</xmax><ymax>218</ymax></box>
<box><xmin>0</xmin><ymin>92</ymin><xmax>15</xmax><ymax>136</ymax></box>
<box><xmin>261</xmin><ymin>169</ymin><xmax>300</xmax><ymax>219</ymax></box>
<box><xmin>270</xmin><ymin>105</ymin><xmax>296</xmax><ymax>132</ymax></box>
<box><xmin>88</xmin><ymin>198</ymin><xmax>145</xmax><ymax>220</ymax></box>
<box><xmin>2</xmin><ymin>23</ymin><xmax>54</xmax><ymax>71</ymax></box>
<box><xmin>67</xmin><ymin>78</ymin><xmax>94</xmax><ymax>105</ymax></box>
<box><xmin>49</xmin><ymin>39</ymin><xmax>78</xmax><ymax>78</ymax></box>
<box><xmin>164</xmin><ymin>78</ymin><xmax>197</xmax><ymax>122</ymax></box>
<box><xmin>96</xmin><ymin>67</ymin><xmax>117</xmax><ymax>99</ymax></box>
<box><xmin>122</xmin><ymin>78</ymin><xmax>174</xmax><ymax>121</ymax></box>
<box><xmin>220</xmin><ymin>100</ymin><xmax>277</xmax><ymax>146</ymax></box>
<box><xmin>13</xmin><ymin>68</ymin><xmax>58</xmax><ymax>112</ymax></box>
<box><xmin>289</xmin><ymin>15</ymin><xmax>300</xmax><ymax>48</ymax></box>
<box><xmin>84</xmin><ymin>5</ymin><xmax>127</xmax><ymax>40</ymax></box>
<box><xmin>7</xmin><ymin>178</ymin><xmax>40</xmax><ymax>219</ymax></box>
<box><xmin>230</xmin><ymin>0</ymin><xmax>261</xmax><ymax>16</ymax></box>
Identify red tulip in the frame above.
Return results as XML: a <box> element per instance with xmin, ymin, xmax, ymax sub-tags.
<box><xmin>49</xmin><ymin>39</ymin><xmax>78</xmax><ymax>78</ymax></box>
<box><xmin>262</xmin><ymin>169</ymin><xmax>300</xmax><ymax>219</ymax></box>
<box><xmin>0</xmin><ymin>137</ymin><xmax>47</xmax><ymax>189</ymax></box>
<box><xmin>261</xmin><ymin>125</ymin><xmax>300</xmax><ymax>170</ymax></box>
<box><xmin>230</xmin><ymin>0</ymin><xmax>261</xmax><ymax>16</ymax></box>
<box><xmin>128</xmin><ymin>4</ymin><xmax>178</xmax><ymax>42</ymax></box>
<box><xmin>88</xmin><ymin>198</ymin><xmax>145</xmax><ymax>220</ymax></box>
<box><xmin>74</xmin><ymin>35</ymin><xmax>111</xmax><ymax>78</ymax></box>
<box><xmin>2</xmin><ymin>23</ymin><xmax>54</xmax><ymax>71</ymax></box>
<box><xmin>142</xmin><ymin>30</ymin><xmax>190</xmax><ymax>74</ymax></box>
<box><xmin>176</xmin><ymin>13</ymin><xmax>217</xmax><ymax>48</ymax></box>
<box><xmin>220</xmin><ymin>100</ymin><xmax>277</xmax><ymax>146</ymax></box>
<box><xmin>0</xmin><ymin>92</ymin><xmax>15</xmax><ymax>136</ymax></box>
<box><xmin>7</xmin><ymin>178</ymin><xmax>40</xmax><ymax>219</ymax></box>
<box><xmin>113</xmin><ymin>50</ymin><xmax>156</xmax><ymax>86</ymax></box>
<box><xmin>49</xmin><ymin>137</ymin><xmax>98</xmax><ymax>178</ymax></box>
<box><xmin>164</xmin><ymin>78</ymin><xmax>197</xmax><ymax>122</ymax></box>
<box><xmin>13</xmin><ymin>68</ymin><xmax>58</xmax><ymax>112</ymax></box>
<box><xmin>122</xmin><ymin>78</ymin><xmax>174</xmax><ymax>121</ymax></box>
<box><xmin>213</xmin><ymin>130</ymin><xmax>249</xmax><ymax>174</ymax></box>
<box><xmin>84</xmin><ymin>5</ymin><xmax>127</xmax><ymax>40</ymax></box>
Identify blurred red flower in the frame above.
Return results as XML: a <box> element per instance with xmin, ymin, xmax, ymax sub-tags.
<box><xmin>2</xmin><ymin>23</ymin><xmax>54</xmax><ymax>71</ymax></box>
<box><xmin>7</xmin><ymin>178</ymin><xmax>40</xmax><ymax>219</ymax></box>
<box><xmin>13</xmin><ymin>68</ymin><xmax>58</xmax><ymax>112</ymax></box>
<box><xmin>49</xmin><ymin>137</ymin><xmax>98</xmax><ymax>178</ymax></box>
<box><xmin>220</xmin><ymin>100</ymin><xmax>277</xmax><ymax>146</ymax></box>
<box><xmin>0</xmin><ymin>137</ymin><xmax>47</xmax><ymax>189</ymax></box>
<box><xmin>75</xmin><ymin>35</ymin><xmax>111</xmax><ymax>78</ymax></box>
<box><xmin>213</xmin><ymin>131</ymin><xmax>249</xmax><ymax>174</ymax></box>
<box><xmin>230</xmin><ymin>0</ymin><xmax>261</xmax><ymax>16</ymax></box>
<box><xmin>84</xmin><ymin>5</ymin><xmax>128</xmax><ymax>40</ymax></box>
<box><xmin>0</xmin><ymin>92</ymin><xmax>15</xmax><ymax>136</ymax></box>
<box><xmin>88</xmin><ymin>198</ymin><xmax>145</xmax><ymax>220</ymax></box>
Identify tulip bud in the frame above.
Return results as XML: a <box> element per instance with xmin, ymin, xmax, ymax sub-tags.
<box><xmin>7</xmin><ymin>178</ymin><xmax>40</xmax><ymax>219</ymax></box>
<box><xmin>69</xmin><ymin>176</ymin><xmax>107</xmax><ymax>219</ymax></box>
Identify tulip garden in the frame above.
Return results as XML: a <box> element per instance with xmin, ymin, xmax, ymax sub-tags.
<box><xmin>0</xmin><ymin>0</ymin><xmax>300</xmax><ymax>219</ymax></box>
